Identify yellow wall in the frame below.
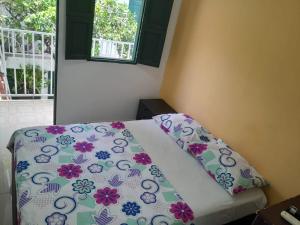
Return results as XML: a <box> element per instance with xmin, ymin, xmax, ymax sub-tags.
<box><xmin>161</xmin><ymin>0</ymin><xmax>300</xmax><ymax>205</ymax></box>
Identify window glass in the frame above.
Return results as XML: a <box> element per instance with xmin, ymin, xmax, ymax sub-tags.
<box><xmin>91</xmin><ymin>0</ymin><xmax>144</xmax><ymax>62</ymax></box>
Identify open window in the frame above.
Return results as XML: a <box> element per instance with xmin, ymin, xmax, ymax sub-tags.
<box><xmin>90</xmin><ymin>0</ymin><xmax>144</xmax><ymax>63</ymax></box>
<box><xmin>65</xmin><ymin>0</ymin><xmax>174</xmax><ymax>67</ymax></box>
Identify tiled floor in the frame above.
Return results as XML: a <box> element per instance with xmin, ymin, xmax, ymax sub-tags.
<box><xmin>0</xmin><ymin>100</ymin><xmax>53</xmax><ymax>225</ymax></box>
<box><xmin>0</xmin><ymin>148</ymin><xmax>12</xmax><ymax>225</ymax></box>
<box><xmin>0</xmin><ymin>100</ymin><xmax>53</xmax><ymax>150</ymax></box>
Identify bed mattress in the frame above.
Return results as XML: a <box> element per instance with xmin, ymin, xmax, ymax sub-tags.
<box><xmin>126</xmin><ymin>119</ymin><xmax>267</xmax><ymax>225</ymax></box>
<box><xmin>9</xmin><ymin>119</ymin><xmax>266</xmax><ymax>225</ymax></box>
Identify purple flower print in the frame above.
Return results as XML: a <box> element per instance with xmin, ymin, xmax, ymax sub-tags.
<box><xmin>57</xmin><ymin>164</ymin><xmax>82</xmax><ymax>179</ymax></box>
<box><xmin>93</xmin><ymin>187</ymin><xmax>120</xmax><ymax>206</ymax></box>
<box><xmin>45</xmin><ymin>125</ymin><xmax>66</xmax><ymax>135</ymax></box>
<box><xmin>133</xmin><ymin>153</ymin><xmax>152</xmax><ymax>165</ymax></box>
<box><xmin>170</xmin><ymin>202</ymin><xmax>194</xmax><ymax>223</ymax></box>
<box><xmin>188</xmin><ymin>143</ymin><xmax>208</xmax><ymax>156</ymax></box>
<box><xmin>73</xmin><ymin>141</ymin><xmax>94</xmax><ymax>153</ymax></box>
<box><xmin>233</xmin><ymin>185</ymin><xmax>247</xmax><ymax>194</ymax></box>
<box><xmin>110</xmin><ymin>122</ymin><xmax>125</xmax><ymax>130</ymax></box>
<box><xmin>160</xmin><ymin>124</ymin><xmax>170</xmax><ymax>133</ymax></box>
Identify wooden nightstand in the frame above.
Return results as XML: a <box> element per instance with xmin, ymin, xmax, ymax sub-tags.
<box><xmin>252</xmin><ymin>195</ymin><xmax>300</xmax><ymax>225</ymax></box>
<box><xmin>136</xmin><ymin>99</ymin><xmax>176</xmax><ymax>120</ymax></box>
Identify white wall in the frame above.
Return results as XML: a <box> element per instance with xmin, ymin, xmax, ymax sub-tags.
<box><xmin>56</xmin><ymin>0</ymin><xmax>182</xmax><ymax>124</ymax></box>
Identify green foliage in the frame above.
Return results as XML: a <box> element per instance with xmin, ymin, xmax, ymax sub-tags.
<box><xmin>93</xmin><ymin>0</ymin><xmax>138</xmax><ymax>42</ymax></box>
<box><xmin>0</xmin><ymin>0</ymin><xmax>56</xmax><ymax>32</ymax></box>
<box><xmin>0</xmin><ymin>0</ymin><xmax>139</xmax><ymax>42</ymax></box>
<box><xmin>7</xmin><ymin>65</ymin><xmax>50</xmax><ymax>95</ymax></box>
<box><xmin>23</xmin><ymin>5</ymin><xmax>56</xmax><ymax>33</ymax></box>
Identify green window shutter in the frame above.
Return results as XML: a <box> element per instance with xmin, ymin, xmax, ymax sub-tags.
<box><xmin>137</xmin><ymin>0</ymin><xmax>174</xmax><ymax>67</ymax></box>
<box><xmin>65</xmin><ymin>0</ymin><xmax>95</xmax><ymax>59</ymax></box>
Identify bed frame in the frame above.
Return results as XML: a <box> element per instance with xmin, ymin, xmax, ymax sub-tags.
<box><xmin>11</xmin><ymin>150</ymin><xmax>17</xmax><ymax>225</ymax></box>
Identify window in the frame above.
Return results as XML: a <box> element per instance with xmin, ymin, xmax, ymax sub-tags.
<box><xmin>90</xmin><ymin>0</ymin><xmax>144</xmax><ymax>62</ymax></box>
<box><xmin>65</xmin><ymin>0</ymin><xmax>174</xmax><ymax>67</ymax></box>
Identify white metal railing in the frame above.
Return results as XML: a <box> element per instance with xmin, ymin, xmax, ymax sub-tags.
<box><xmin>91</xmin><ymin>38</ymin><xmax>134</xmax><ymax>60</ymax></box>
<box><xmin>0</xmin><ymin>27</ymin><xmax>55</xmax><ymax>99</ymax></box>
<box><xmin>0</xmin><ymin>27</ymin><xmax>135</xmax><ymax>100</ymax></box>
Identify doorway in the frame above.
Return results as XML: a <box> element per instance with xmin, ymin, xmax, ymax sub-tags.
<box><xmin>0</xmin><ymin>0</ymin><xmax>57</xmax><ymax>150</ymax></box>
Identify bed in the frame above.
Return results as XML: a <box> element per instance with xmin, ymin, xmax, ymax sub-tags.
<box><xmin>8</xmin><ymin>119</ymin><xmax>267</xmax><ymax>225</ymax></box>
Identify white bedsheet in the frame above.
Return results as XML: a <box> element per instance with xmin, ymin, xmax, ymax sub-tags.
<box><xmin>126</xmin><ymin>119</ymin><xmax>267</xmax><ymax>225</ymax></box>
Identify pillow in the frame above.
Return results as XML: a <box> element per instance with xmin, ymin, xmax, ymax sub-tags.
<box><xmin>153</xmin><ymin>113</ymin><xmax>268</xmax><ymax>195</ymax></box>
<box><xmin>153</xmin><ymin>113</ymin><xmax>217</xmax><ymax>152</ymax></box>
<box><xmin>188</xmin><ymin>141</ymin><xmax>268</xmax><ymax>195</ymax></box>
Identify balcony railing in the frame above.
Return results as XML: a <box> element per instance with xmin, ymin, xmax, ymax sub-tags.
<box><xmin>0</xmin><ymin>27</ymin><xmax>134</xmax><ymax>100</ymax></box>
<box><xmin>0</xmin><ymin>27</ymin><xmax>55</xmax><ymax>100</ymax></box>
<box><xmin>91</xmin><ymin>38</ymin><xmax>134</xmax><ymax>60</ymax></box>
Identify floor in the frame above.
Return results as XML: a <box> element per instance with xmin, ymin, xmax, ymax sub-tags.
<box><xmin>0</xmin><ymin>148</ymin><xmax>12</xmax><ymax>225</ymax></box>
<box><xmin>0</xmin><ymin>100</ymin><xmax>53</xmax><ymax>150</ymax></box>
<box><xmin>0</xmin><ymin>100</ymin><xmax>53</xmax><ymax>225</ymax></box>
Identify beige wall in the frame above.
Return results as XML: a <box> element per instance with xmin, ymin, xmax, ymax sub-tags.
<box><xmin>160</xmin><ymin>0</ymin><xmax>300</xmax><ymax>205</ymax></box>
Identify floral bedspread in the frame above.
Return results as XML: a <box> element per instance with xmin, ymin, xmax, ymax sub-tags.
<box><xmin>8</xmin><ymin>122</ymin><xmax>195</xmax><ymax>225</ymax></box>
